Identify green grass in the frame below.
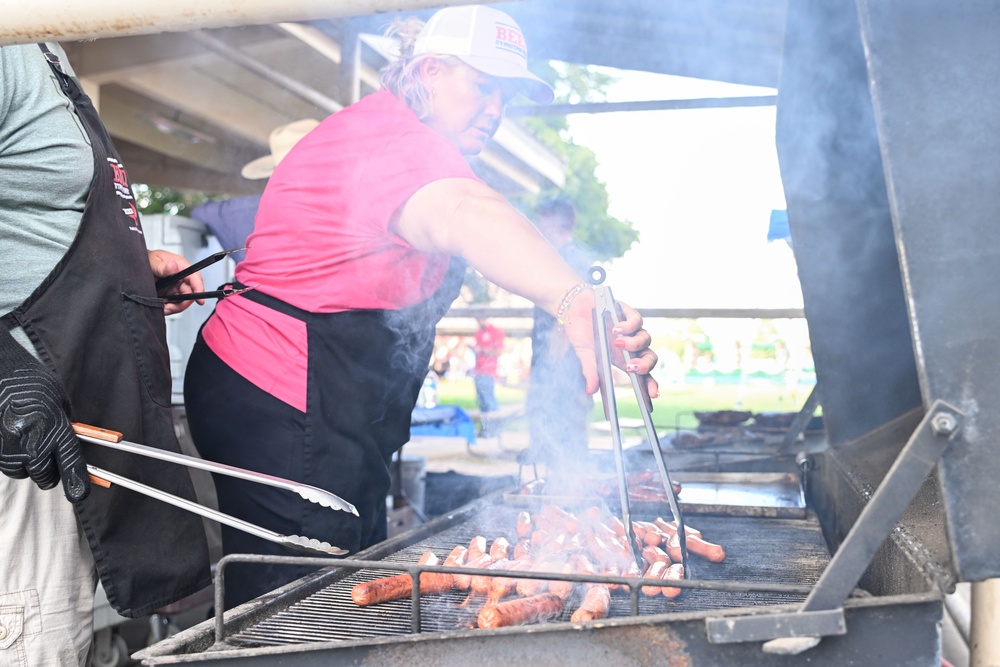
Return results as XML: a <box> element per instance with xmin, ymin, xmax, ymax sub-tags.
<box><xmin>436</xmin><ymin>376</ymin><xmax>814</xmax><ymax>431</ymax></box>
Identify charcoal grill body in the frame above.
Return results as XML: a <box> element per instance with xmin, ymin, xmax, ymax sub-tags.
<box><xmin>779</xmin><ymin>0</ymin><xmax>1000</xmax><ymax>587</ymax></box>
<box><xmin>136</xmin><ymin>492</ymin><xmax>943</xmax><ymax>666</ymax></box>
<box><xmin>138</xmin><ymin>0</ymin><xmax>998</xmax><ymax>664</ymax></box>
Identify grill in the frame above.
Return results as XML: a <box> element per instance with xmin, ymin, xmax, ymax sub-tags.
<box><xmin>229</xmin><ymin>507</ymin><xmax>828</xmax><ymax>648</ymax></box>
<box><xmin>138</xmin><ymin>0</ymin><xmax>1000</xmax><ymax>664</ymax></box>
<box><xmin>135</xmin><ymin>470</ymin><xmax>942</xmax><ymax>665</ymax></box>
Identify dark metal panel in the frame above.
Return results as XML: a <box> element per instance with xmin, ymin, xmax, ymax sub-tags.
<box><xmin>806</xmin><ymin>409</ymin><xmax>958</xmax><ymax>597</ymax></box>
<box><xmin>855</xmin><ymin>0</ymin><xmax>1000</xmax><ymax>581</ymax></box>
<box><xmin>774</xmin><ymin>0</ymin><xmax>922</xmax><ymax>447</ymax></box>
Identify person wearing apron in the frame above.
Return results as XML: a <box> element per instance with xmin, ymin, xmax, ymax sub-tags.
<box><xmin>183</xmin><ymin>5</ymin><xmax>659</xmax><ymax>611</ymax></box>
<box><xmin>0</xmin><ymin>43</ymin><xmax>211</xmax><ymax>665</ymax></box>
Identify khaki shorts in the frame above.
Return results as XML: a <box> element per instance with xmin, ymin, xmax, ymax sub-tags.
<box><xmin>0</xmin><ymin>477</ymin><xmax>95</xmax><ymax>667</ymax></box>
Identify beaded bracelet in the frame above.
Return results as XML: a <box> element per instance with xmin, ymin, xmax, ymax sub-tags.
<box><xmin>555</xmin><ymin>282</ymin><xmax>589</xmax><ymax>327</ymax></box>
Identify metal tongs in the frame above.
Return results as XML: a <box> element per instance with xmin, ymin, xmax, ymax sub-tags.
<box><xmin>590</xmin><ymin>271</ymin><xmax>689</xmax><ymax>577</ymax></box>
<box><xmin>73</xmin><ymin>423</ymin><xmax>357</xmax><ymax>555</ymax></box>
<box><xmin>155</xmin><ymin>247</ymin><xmax>258</xmax><ymax>302</ymax></box>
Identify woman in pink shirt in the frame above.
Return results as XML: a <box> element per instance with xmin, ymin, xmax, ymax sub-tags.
<box><xmin>184</xmin><ymin>4</ymin><xmax>659</xmax><ymax>609</ymax></box>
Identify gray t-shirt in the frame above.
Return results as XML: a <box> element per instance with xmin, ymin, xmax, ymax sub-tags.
<box><xmin>0</xmin><ymin>43</ymin><xmax>93</xmax><ymax>349</ymax></box>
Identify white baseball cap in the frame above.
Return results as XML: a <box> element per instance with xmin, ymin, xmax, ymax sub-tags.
<box><xmin>413</xmin><ymin>5</ymin><xmax>554</xmax><ymax>105</ymax></box>
<box><xmin>241</xmin><ymin>119</ymin><xmax>320</xmax><ymax>180</ymax></box>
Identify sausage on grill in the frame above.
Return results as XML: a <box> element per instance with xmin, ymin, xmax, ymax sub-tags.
<box><xmin>667</xmin><ymin>533</ymin><xmax>726</xmax><ymax>563</ymax></box>
<box><xmin>571</xmin><ymin>585</ymin><xmax>611</xmax><ymax>622</ymax></box>
<box><xmin>471</xmin><ymin>558</ymin><xmax>514</xmax><ymax>595</ymax></box>
<box><xmin>351</xmin><ymin>551</ymin><xmax>452</xmax><ymax>606</ymax></box>
<box><xmin>641</xmin><ymin>561</ymin><xmax>669</xmax><ymax>596</ymax></box>
<box><xmin>477</xmin><ymin>593</ymin><xmax>564</xmax><ymax>629</ymax></box>
<box><xmin>453</xmin><ymin>553</ymin><xmax>494</xmax><ymax>591</ymax></box>
<box><xmin>660</xmin><ymin>562</ymin><xmax>685</xmax><ymax>598</ymax></box>
<box><xmin>515</xmin><ymin>511</ymin><xmax>533</xmax><ymax>538</ymax></box>
<box><xmin>489</xmin><ymin>537</ymin><xmax>511</xmax><ymax>560</ymax></box>
<box><xmin>467</xmin><ymin>535</ymin><xmax>488</xmax><ymax>561</ymax></box>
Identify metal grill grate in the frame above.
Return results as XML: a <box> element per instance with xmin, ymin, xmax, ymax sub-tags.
<box><xmin>229</xmin><ymin>506</ymin><xmax>830</xmax><ymax>648</ymax></box>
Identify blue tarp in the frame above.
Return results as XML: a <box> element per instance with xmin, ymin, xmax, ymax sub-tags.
<box><xmin>768</xmin><ymin>209</ymin><xmax>790</xmax><ymax>241</ymax></box>
<box><xmin>410</xmin><ymin>405</ymin><xmax>476</xmax><ymax>444</ymax></box>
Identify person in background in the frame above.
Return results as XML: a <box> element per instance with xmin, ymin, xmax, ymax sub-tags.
<box><xmin>472</xmin><ymin>318</ymin><xmax>506</xmax><ymax>437</ymax></box>
<box><xmin>190</xmin><ymin>119</ymin><xmax>320</xmax><ymax>262</ymax></box>
<box><xmin>0</xmin><ymin>42</ymin><xmax>211</xmax><ymax>665</ymax></box>
<box><xmin>526</xmin><ymin>197</ymin><xmax>597</xmax><ymax>468</ymax></box>
<box><xmin>183</xmin><ymin>4</ymin><xmax>659</xmax><ymax>609</ymax></box>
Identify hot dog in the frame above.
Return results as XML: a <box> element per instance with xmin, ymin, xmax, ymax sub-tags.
<box><xmin>631</xmin><ymin>521</ymin><xmax>649</xmax><ymax>542</ymax></box>
<box><xmin>549</xmin><ymin>553</ymin><xmax>597</xmax><ymax>600</ymax></box>
<box><xmin>667</xmin><ymin>532</ymin><xmax>725</xmax><ymax>563</ymax></box>
<box><xmin>581</xmin><ymin>506</ymin><xmax>604</xmax><ymax>524</ymax></box>
<box><xmin>540</xmin><ymin>504</ymin><xmax>580</xmax><ymax>533</ymax></box>
<box><xmin>536</xmin><ymin>532</ymin><xmax>570</xmax><ymax>558</ymax></box>
<box><xmin>351</xmin><ymin>551</ymin><xmax>452</xmax><ymax>606</ymax></box>
<box><xmin>471</xmin><ymin>558</ymin><xmax>514</xmax><ymax>595</ymax></box>
<box><xmin>477</xmin><ymin>593</ymin><xmax>564</xmax><ymax>629</ymax></box>
<box><xmin>570</xmin><ymin>585</ymin><xmax>611</xmax><ymax>622</ymax></box>
<box><xmin>486</xmin><ymin>560</ymin><xmax>531</xmax><ymax>605</ymax></box>
<box><xmin>515</xmin><ymin>510</ymin><xmax>533</xmax><ymax>538</ymax></box>
<box><xmin>641</xmin><ymin>545</ymin><xmax>671</xmax><ymax>569</ymax></box>
<box><xmin>530</xmin><ymin>529</ymin><xmax>550</xmax><ymax>548</ymax></box>
<box><xmin>515</xmin><ymin>556</ymin><xmax>562</xmax><ymax>597</ymax></box>
<box><xmin>512</xmin><ymin>539</ymin><xmax>532</xmax><ymax>561</ymax></box>
<box><xmin>660</xmin><ymin>562</ymin><xmax>685</xmax><ymax>598</ymax></box>
<box><xmin>607</xmin><ymin>516</ymin><xmax>627</xmax><ymax>538</ymax></box>
<box><xmin>641</xmin><ymin>560</ymin><xmax>669</xmax><ymax>596</ymax></box>
<box><xmin>467</xmin><ymin>535</ymin><xmax>488</xmax><ymax>561</ymax></box>
<box><xmin>453</xmin><ymin>553</ymin><xmax>494</xmax><ymax>591</ymax></box>
<box><xmin>444</xmin><ymin>545</ymin><xmax>468</xmax><ymax>568</ymax></box>
<box><xmin>489</xmin><ymin>537</ymin><xmax>511</xmax><ymax>560</ymax></box>
<box><xmin>599</xmin><ymin>562</ymin><xmax>623</xmax><ymax>593</ymax></box>
<box><xmin>653</xmin><ymin>517</ymin><xmax>702</xmax><ymax>539</ymax></box>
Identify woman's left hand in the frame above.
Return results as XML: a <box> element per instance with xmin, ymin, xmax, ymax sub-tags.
<box><xmin>565</xmin><ymin>296</ymin><xmax>659</xmax><ymax>399</ymax></box>
<box><xmin>607</xmin><ymin>301</ymin><xmax>659</xmax><ymax>399</ymax></box>
<box><xmin>610</xmin><ymin>301</ymin><xmax>658</xmax><ymax>382</ymax></box>
<box><xmin>147</xmin><ymin>250</ymin><xmax>206</xmax><ymax>315</ymax></box>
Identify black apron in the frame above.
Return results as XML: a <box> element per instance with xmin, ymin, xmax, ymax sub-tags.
<box><xmin>230</xmin><ymin>257</ymin><xmax>466</xmax><ymax>552</ymax></box>
<box><xmin>0</xmin><ymin>45</ymin><xmax>211</xmax><ymax>618</ymax></box>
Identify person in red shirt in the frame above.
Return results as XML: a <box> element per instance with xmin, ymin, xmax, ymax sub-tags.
<box><xmin>183</xmin><ymin>4</ymin><xmax>660</xmax><ymax>609</ymax></box>
<box><xmin>472</xmin><ymin>318</ymin><xmax>505</xmax><ymax>435</ymax></box>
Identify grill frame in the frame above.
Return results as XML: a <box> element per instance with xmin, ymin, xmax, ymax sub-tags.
<box><xmin>136</xmin><ymin>477</ymin><xmax>944</xmax><ymax>665</ymax></box>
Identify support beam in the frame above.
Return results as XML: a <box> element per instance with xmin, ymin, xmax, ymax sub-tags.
<box><xmin>507</xmin><ymin>96</ymin><xmax>777</xmax><ymax>118</ymax></box>
<box><xmin>0</xmin><ymin>0</ymin><xmax>481</xmax><ymax>46</ymax></box>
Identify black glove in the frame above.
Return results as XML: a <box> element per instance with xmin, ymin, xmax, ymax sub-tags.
<box><xmin>0</xmin><ymin>327</ymin><xmax>90</xmax><ymax>502</ymax></box>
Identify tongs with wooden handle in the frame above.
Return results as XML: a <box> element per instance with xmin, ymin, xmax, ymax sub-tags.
<box><xmin>591</xmin><ymin>274</ymin><xmax>689</xmax><ymax>577</ymax></box>
<box><xmin>73</xmin><ymin>423</ymin><xmax>355</xmax><ymax>555</ymax></box>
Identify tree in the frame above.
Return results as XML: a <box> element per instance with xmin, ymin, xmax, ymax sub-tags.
<box><xmin>511</xmin><ymin>61</ymin><xmax>640</xmax><ymax>262</ymax></box>
<box><xmin>465</xmin><ymin>63</ymin><xmax>642</xmax><ymax>303</ymax></box>
<box><xmin>133</xmin><ymin>184</ymin><xmax>208</xmax><ymax>217</ymax></box>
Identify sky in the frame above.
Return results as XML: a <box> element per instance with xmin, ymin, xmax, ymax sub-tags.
<box><xmin>564</xmin><ymin>69</ymin><xmax>804</xmax><ymax>311</ymax></box>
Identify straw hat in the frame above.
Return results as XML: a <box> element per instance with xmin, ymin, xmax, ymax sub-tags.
<box><xmin>241</xmin><ymin>119</ymin><xmax>320</xmax><ymax>180</ymax></box>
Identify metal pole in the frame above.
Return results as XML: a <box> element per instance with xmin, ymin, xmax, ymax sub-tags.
<box><xmin>970</xmin><ymin>578</ymin><xmax>1000</xmax><ymax>667</ymax></box>
<box><xmin>0</xmin><ymin>0</ymin><xmax>480</xmax><ymax>46</ymax></box>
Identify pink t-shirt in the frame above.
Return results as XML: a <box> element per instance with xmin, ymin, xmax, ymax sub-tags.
<box><xmin>202</xmin><ymin>90</ymin><xmax>479</xmax><ymax>411</ymax></box>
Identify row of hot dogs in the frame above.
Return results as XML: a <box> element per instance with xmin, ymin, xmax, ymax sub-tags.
<box><xmin>351</xmin><ymin>504</ymin><xmax>727</xmax><ymax>629</ymax></box>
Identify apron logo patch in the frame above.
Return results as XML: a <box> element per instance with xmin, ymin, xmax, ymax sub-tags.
<box><xmin>108</xmin><ymin>157</ymin><xmax>143</xmax><ymax>235</ymax></box>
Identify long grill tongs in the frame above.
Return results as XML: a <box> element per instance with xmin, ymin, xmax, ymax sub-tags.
<box><xmin>591</xmin><ymin>276</ymin><xmax>689</xmax><ymax>577</ymax></box>
<box><xmin>73</xmin><ymin>422</ymin><xmax>356</xmax><ymax>555</ymax></box>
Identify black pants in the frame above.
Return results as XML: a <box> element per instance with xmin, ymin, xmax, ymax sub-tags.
<box><xmin>184</xmin><ymin>335</ymin><xmax>382</xmax><ymax>609</ymax></box>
